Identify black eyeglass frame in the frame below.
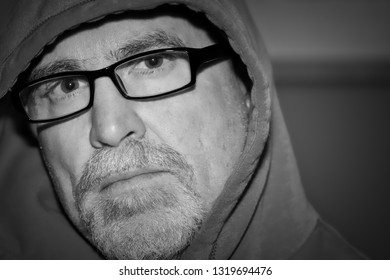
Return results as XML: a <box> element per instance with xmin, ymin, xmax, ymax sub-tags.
<box><xmin>11</xmin><ymin>43</ymin><xmax>233</xmax><ymax>123</ymax></box>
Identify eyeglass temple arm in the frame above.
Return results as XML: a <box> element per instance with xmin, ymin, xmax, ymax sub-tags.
<box><xmin>192</xmin><ymin>43</ymin><xmax>233</xmax><ymax>67</ymax></box>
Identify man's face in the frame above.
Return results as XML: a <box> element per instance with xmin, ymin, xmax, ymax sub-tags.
<box><xmin>32</xmin><ymin>12</ymin><xmax>248</xmax><ymax>259</ymax></box>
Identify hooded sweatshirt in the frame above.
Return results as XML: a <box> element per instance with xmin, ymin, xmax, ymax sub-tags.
<box><xmin>0</xmin><ymin>0</ymin><xmax>364</xmax><ymax>259</ymax></box>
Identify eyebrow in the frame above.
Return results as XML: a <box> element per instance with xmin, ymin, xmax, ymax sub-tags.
<box><xmin>110</xmin><ymin>30</ymin><xmax>185</xmax><ymax>61</ymax></box>
<box><xmin>28</xmin><ymin>30</ymin><xmax>185</xmax><ymax>82</ymax></box>
<box><xmin>29</xmin><ymin>59</ymin><xmax>83</xmax><ymax>82</ymax></box>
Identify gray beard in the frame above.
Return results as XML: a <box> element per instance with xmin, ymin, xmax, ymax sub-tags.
<box><xmin>72</xmin><ymin>137</ymin><xmax>205</xmax><ymax>260</ymax></box>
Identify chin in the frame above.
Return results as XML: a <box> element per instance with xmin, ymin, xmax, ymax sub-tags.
<box><xmin>78</xmin><ymin>181</ymin><xmax>205</xmax><ymax>260</ymax></box>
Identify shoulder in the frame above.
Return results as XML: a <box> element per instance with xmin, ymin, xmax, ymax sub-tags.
<box><xmin>290</xmin><ymin>219</ymin><xmax>367</xmax><ymax>260</ymax></box>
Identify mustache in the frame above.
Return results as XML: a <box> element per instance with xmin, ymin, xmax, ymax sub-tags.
<box><xmin>74</xmin><ymin>137</ymin><xmax>194</xmax><ymax>206</ymax></box>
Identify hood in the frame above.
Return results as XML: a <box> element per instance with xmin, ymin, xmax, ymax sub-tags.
<box><xmin>0</xmin><ymin>0</ymin><xmax>317</xmax><ymax>259</ymax></box>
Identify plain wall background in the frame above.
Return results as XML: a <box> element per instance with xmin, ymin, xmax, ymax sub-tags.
<box><xmin>246</xmin><ymin>0</ymin><xmax>390</xmax><ymax>259</ymax></box>
<box><xmin>1</xmin><ymin>0</ymin><xmax>389</xmax><ymax>259</ymax></box>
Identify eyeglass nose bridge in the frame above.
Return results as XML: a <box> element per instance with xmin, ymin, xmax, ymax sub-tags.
<box><xmin>86</xmin><ymin>63</ymin><xmax>130</xmax><ymax>101</ymax></box>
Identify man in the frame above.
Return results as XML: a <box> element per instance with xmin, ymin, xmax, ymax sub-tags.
<box><xmin>0</xmin><ymin>0</ymin><xmax>363</xmax><ymax>259</ymax></box>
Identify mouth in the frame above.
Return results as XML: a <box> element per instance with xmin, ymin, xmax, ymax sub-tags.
<box><xmin>100</xmin><ymin>169</ymin><xmax>169</xmax><ymax>196</ymax></box>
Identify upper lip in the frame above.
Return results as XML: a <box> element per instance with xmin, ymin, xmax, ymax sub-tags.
<box><xmin>99</xmin><ymin>169</ymin><xmax>166</xmax><ymax>192</ymax></box>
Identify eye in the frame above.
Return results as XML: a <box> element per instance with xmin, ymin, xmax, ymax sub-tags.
<box><xmin>60</xmin><ymin>78</ymin><xmax>80</xmax><ymax>93</ymax></box>
<box><xmin>144</xmin><ymin>56</ymin><xmax>164</xmax><ymax>69</ymax></box>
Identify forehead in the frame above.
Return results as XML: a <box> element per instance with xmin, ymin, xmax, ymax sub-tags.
<box><xmin>38</xmin><ymin>13</ymin><xmax>214</xmax><ymax>66</ymax></box>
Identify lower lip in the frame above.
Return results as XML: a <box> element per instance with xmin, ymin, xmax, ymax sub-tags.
<box><xmin>102</xmin><ymin>171</ymin><xmax>167</xmax><ymax>197</ymax></box>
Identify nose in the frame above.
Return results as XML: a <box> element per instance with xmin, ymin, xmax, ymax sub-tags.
<box><xmin>89</xmin><ymin>77</ymin><xmax>146</xmax><ymax>148</ymax></box>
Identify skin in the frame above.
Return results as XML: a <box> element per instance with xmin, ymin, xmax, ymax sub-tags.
<box><xmin>30</xmin><ymin>12</ymin><xmax>249</xmax><ymax>259</ymax></box>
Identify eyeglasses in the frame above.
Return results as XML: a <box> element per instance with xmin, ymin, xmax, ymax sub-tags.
<box><xmin>12</xmin><ymin>43</ymin><xmax>232</xmax><ymax>123</ymax></box>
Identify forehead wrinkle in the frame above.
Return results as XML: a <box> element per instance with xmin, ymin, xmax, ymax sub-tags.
<box><xmin>108</xmin><ymin>30</ymin><xmax>185</xmax><ymax>62</ymax></box>
<box><xmin>28</xmin><ymin>31</ymin><xmax>185</xmax><ymax>82</ymax></box>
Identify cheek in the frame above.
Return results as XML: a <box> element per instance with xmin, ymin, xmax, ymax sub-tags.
<box><xmin>38</xmin><ymin>116</ymin><xmax>92</xmax><ymax>215</ymax></box>
<box><xmin>143</xmin><ymin>68</ymin><xmax>246</xmax><ymax>205</ymax></box>
<box><xmin>191</xmin><ymin>68</ymin><xmax>247</xmax><ymax>160</ymax></box>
